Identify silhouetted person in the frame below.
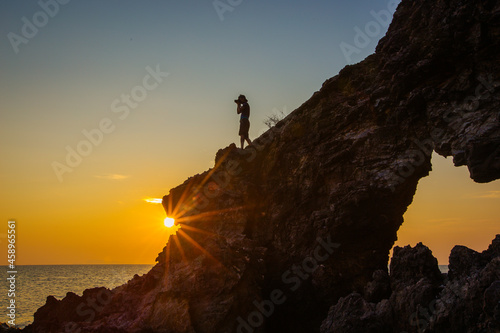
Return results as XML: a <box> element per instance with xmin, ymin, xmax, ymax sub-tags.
<box><xmin>235</xmin><ymin>94</ymin><xmax>252</xmax><ymax>149</ymax></box>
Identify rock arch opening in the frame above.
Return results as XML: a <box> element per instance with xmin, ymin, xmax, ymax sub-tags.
<box><xmin>393</xmin><ymin>151</ymin><xmax>500</xmax><ymax>265</ymax></box>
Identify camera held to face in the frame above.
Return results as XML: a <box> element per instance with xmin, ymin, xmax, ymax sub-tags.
<box><xmin>235</xmin><ymin>95</ymin><xmax>247</xmax><ymax>104</ymax></box>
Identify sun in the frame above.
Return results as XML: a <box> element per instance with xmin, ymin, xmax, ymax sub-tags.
<box><xmin>164</xmin><ymin>217</ymin><xmax>176</xmax><ymax>228</ymax></box>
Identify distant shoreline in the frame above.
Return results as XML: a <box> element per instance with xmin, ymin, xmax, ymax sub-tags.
<box><xmin>0</xmin><ymin>264</ymin><xmax>154</xmax><ymax>329</ymax></box>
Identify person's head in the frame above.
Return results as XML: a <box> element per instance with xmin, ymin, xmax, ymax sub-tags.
<box><xmin>238</xmin><ymin>94</ymin><xmax>248</xmax><ymax>103</ymax></box>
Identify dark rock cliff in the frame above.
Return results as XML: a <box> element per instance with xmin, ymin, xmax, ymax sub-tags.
<box><xmin>25</xmin><ymin>0</ymin><xmax>500</xmax><ymax>332</ymax></box>
<box><xmin>321</xmin><ymin>236</ymin><xmax>500</xmax><ymax>332</ymax></box>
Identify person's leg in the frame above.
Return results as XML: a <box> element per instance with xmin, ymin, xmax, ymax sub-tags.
<box><xmin>240</xmin><ymin>136</ymin><xmax>245</xmax><ymax>149</ymax></box>
<box><xmin>245</xmin><ymin>120</ymin><xmax>251</xmax><ymax>147</ymax></box>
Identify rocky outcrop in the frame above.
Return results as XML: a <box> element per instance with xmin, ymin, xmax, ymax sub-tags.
<box><xmin>320</xmin><ymin>235</ymin><xmax>500</xmax><ymax>333</ymax></box>
<box><xmin>28</xmin><ymin>0</ymin><xmax>500</xmax><ymax>332</ymax></box>
<box><xmin>431</xmin><ymin>235</ymin><xmax>500</xmax><ymax>332</ymax></box>
<box><xmin>0</xmin><ymin>323</ymin><xmax>22</xmax><ymax>333</ymax></box>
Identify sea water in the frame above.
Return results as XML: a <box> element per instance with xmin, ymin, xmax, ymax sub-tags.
<box><xmin>1</xmin><ymin>264</ymin><xmax>153</xmax><ymax>328</ymax></box>
<box><xmin>2</xmin><ymin>264</ymin><xmax>449</xmax><ymax>328</ymax></box>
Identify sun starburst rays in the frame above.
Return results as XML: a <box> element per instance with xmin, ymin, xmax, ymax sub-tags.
<box><xmin>172</xmin><ymin>234</ymin><xmax>187</xmax><ymax>262</ymax></box>
<box><xmin>161</xmin><ymin>149</ymin><xmax>246</xmax><ymax>279</ymax></box>
<box><xmin>175</xmin><ymin>206</ymin><xmax>246</xmax><ymax>224</ymax></box>
<box><xmin>176</xmin><ymin>229</ymin><xmax>222</xmax><ymax>265</ymax></box>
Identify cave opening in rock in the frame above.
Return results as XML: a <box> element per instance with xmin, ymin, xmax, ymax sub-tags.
<box><xmin>393</xmin><ymin>152</ymin><xmax>500</xmax><ymax>266</ymax></box>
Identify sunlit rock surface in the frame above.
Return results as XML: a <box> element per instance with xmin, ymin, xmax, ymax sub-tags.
<box><xmin>28</xmin><ymin>0</ymin><xmax>500</xmax><ymax>332</ymax></box>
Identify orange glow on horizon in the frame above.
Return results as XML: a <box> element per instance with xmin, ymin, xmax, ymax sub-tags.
<box><xmin>393</xmin><ymin>153</ymin><xmax>500</xmax><ymax>265</ymax></box>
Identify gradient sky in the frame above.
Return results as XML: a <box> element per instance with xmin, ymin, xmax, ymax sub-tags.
<box><xmin>0</xmin><ymin>0</ymin><xmax>498</xmax><ymax>265</ymax></box>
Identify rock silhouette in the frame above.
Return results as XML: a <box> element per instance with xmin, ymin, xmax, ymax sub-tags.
<box><xmin>24</xmin><ymin>0</ymin><xmax>500</xmax><ymax>332</ymax></box>
<box><xmin>321</xmin><ymin>236</ymin><xmax>500</xmax><ymax>332</ymax></box>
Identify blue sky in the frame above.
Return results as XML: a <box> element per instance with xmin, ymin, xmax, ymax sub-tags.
<box><xmin>0</xmin><ymin>0</ymin><xmax>412</xmax><ymax>264</ymax></box>
<box><xmin>1</xmin><ymin>0</ymin><xmax>398</xmax><ymax>181</ymax></box>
